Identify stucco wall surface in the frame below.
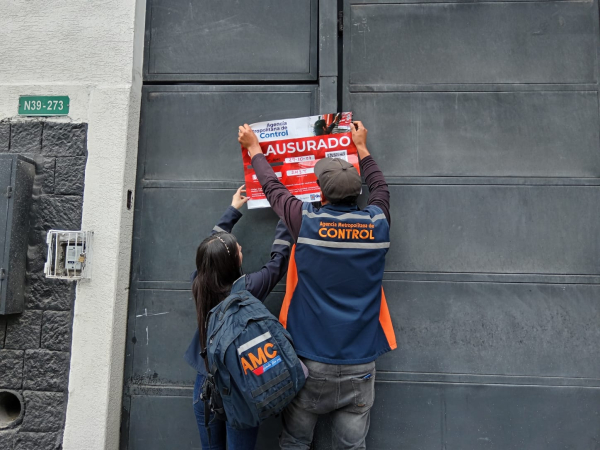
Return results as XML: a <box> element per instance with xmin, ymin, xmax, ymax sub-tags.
<box><xmin>1</xmin><ymin>1</ymin><xmax>137</xmax><ymax>83</ymax></box>
<box><xmin>0</xmin><ymin>1</ymin><xmax>146</xmax><ymax>449</ymax></box>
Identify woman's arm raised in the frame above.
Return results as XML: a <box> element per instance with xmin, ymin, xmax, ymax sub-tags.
<box><xmin>245</xmin><ymin>220</ymin><xmax>294</xmax><ymax>302</ymax></box>
<box><xmin>210</xmin><ymin>185</ymin><xmax>248</xmax><ymax>235</ymax></box>
<box><xmin>191</xmin><ymin>186</ymin><xmax>248</xmax><ymax>282</ymax></box>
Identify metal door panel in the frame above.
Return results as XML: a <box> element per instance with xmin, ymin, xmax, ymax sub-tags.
<box><xmin>347</xmin><ymin>1</ymin><xmax>597</xmax><ymax>85</ymax></box>
<box><xmin>256</xmin><ymin>416</ymin><xmax>284</xmax><ymax>449</ymax></box>
<box><xmin>377</xmin><ymin>281</ymin><xmax>600</xmax><ymax>378</ymax></box>
<box><xmin>350</xmin><ymin>91</ymin><xmax>600</xmax><ymax>177</ymax></box>
<box><xmin>363</xmin><ymin>382</ymin><xmax>600</xmax><ymax>449</ymax></box>
<box><xmin>129</xmin><ymin>395</ymin><xmax>201</xmax><ymax>450</ymax></box>
<box><xmin>339</xmin><ymin>0</ymin><xmax>600</xmax><ymax>447</ymax></box>
<box><xmin>137</xmin><ymin>188</ymin><xmax>282</xmax><ymax>283</ymax></box>
<box><xmin>130</xmin><ymin>290</ymin><xmax>285</xmax><ymax>385</ymax></box>
<box><xmin>386</xmin><ymin>185</ymin><xmax>600</xmax><ymax>274</ymax></box>
<box><xmin>126</xmin><ymin>0</ymin><xmax>600</xmax><ymax>446</ymax></box>
<box><xmin>132</xmin><ymin>289</ymin><xmax>196</xmax><ymax>385</ymax></box>
<box><xmin>141</xmin><ymin>86</ymin><xmax>317</xmax><ymax>181</ymax></box>
<box><xmin>366</xmin><ymin>383</ymin><xmax>443</xmax><ymax>450</ymax></box>
<box><xmin>124</xmin><ymin>83</ymin><xmax>315</xmax><ymax>447</ymax></box>
<box><xmin>145</xmin><ymin>0</ymin><xmax>317</xmax><ymax>81</ymax></box>
<box><xmin>129</xmin><ymin>394</ymin><xmax>284</xmax><ymax>450</ymax></box>
<box><xmin>443</xmin><ymin>384</ymin><xmax>600</xmax><ymax>449</ymax></box>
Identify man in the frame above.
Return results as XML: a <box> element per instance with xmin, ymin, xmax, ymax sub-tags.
<box><xmin>313</xmin><ymin>113</ymin><xmax>341</xmax><ymax>136</ymax></box>
<box><xmin>238</xmin><ymin>121</ymin><xmax>396</xmax><ymax>450</ymax></box>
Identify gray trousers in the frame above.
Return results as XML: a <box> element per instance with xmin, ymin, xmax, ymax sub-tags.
<box><xmin>280</xmin><ymin>358</ymin><xmax>376</xmax><ymax>450</ymax></box>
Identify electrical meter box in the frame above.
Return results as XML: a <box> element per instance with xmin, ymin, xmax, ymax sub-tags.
<box><xmin>0</xmin><ymin>155</ymin><xmax>35</xmax><ymax>315</ymax></box>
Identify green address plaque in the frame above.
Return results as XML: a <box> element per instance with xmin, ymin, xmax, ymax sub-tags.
<box><xmin>18</xmin><ymin>96</ymin><xmax>70</xmax><ymax>116</ymax></box>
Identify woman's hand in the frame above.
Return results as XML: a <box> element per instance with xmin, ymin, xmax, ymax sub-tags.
<box><xmin>231</xmin><ymin>185</ymin><xmax>249</xmax><ymax>210</ymax></box>
<box><xmin>238</xmin><ymin>124</ymin><xmax>262</xmax><ymax>158</ymax></box>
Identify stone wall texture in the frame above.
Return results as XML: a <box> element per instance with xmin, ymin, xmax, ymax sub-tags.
<box><xmin>0</xmin><ymin>119</ymin><xmax>86</xmax><ymax>450</ymax></box>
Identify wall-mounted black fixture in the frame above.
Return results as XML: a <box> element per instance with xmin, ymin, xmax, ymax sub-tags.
<box><xmin>0</xmin><ymin>155</ymin><xmax>34</xmax><ymax>315</ymax></box>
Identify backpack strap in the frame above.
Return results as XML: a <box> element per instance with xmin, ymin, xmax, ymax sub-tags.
<box><xmin>256</xmin><ymin>381</ymin><xmax>294</xmax><ymax>410</ymax></box>
<box><xmin>202</xmin><ymin>307</ymin><xmax>217</xmax><ymax>373</ymax></box>
<box><xmin>218</xmin><ymin>291</ymin><xmax>247</xmax><ymax>319</ymax></box>
<box><xmin>201</xmin><ymin>292</ymin><xmax>245</xmax><ymax>371</ymax></box>
<box><xmin>201</xmin><ymin>368</ymin><xmax>226</xmax><ymax>446</ymax></box>
<box><xmin>258</xmin><ymin>391</ymin><xmax>296</xmax><ymax>420</ymax></box>
<box><xmin>251</xmin><ymin>370</ymin><xmax>291</xmax><ymax>398</ymax></box>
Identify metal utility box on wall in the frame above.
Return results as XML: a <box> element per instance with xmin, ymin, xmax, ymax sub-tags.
<box><xmin>0</xmin><ymin>155</ymin><xmax>35</xmax><ymax>315</ymax></box>
<box><xmin>45</xmin><ymin>230</ymin><xmax>93</xmax><ymax>280</ymax></box>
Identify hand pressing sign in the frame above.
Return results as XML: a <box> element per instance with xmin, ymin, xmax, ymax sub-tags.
<box><xmin>231</xmin><ymin>185</ymin><xmax>249</xmax><ymax>210</ymax></box>
<box><xmin>237</xmin><ymin>113</ymin><xmax>359</xmax><ymax>209</ymax></box>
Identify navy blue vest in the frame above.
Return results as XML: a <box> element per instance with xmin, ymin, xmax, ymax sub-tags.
<box><xmin>280</xmin><ymin>203</ymin><xmax>396</xmax><ymax>364</ymax></box>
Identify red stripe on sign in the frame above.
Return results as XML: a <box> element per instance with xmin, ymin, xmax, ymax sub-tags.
<box><xmin>241</xmin><ymin>132</ymin><xmax>359</xmax><ymax>203</ymax></box>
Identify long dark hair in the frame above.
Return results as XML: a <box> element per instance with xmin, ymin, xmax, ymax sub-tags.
<box><xmin>192</xmin><ymin>232</ymin><xmax>242</xmax><ymax>353</ymax></box>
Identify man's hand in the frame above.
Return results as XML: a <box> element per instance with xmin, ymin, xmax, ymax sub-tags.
<box><xmin>231</xmin><ymin>185</ymin><xmax>249</xmax><ymax>210</ymax></box>
<box><xmin>352</xmin><ymin>121</ymin><xmax>370</xmax><ymax>159</ymax></box>
<box><xmin>238</xmin><ymin>124</ymin><xmax>262</xmax><ymax>158</ymax></box>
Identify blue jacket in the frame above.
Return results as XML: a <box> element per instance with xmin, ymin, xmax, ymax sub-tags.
<box><xmin>279</xmin><ymin>202</ymin><xmax>397</xmax><ymax>364</ymax></box>
<box><xmin>184</xmin><ymin>206</ymin><xmax>294</xmax><ymax>374</ymax></box>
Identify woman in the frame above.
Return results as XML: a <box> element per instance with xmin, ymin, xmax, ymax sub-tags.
<box><xmin>184</xmin><ymin>185</ymin><xmax>294</xmax><ymax>450</ymax></box>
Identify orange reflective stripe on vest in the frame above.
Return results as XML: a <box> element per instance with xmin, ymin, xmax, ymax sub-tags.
<box><xmin>379</xmin><ymin>288</ymin><xmax>397</xmax><ymax>350</ymax></box>
<box><xmin>279</xmin><ymin>245</ymin><xmax>297</xmax><ymax>329</ymax></box>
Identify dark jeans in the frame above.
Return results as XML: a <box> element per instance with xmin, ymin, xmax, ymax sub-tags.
<box><xmin>193</xmin><ymin>372</ymin><xmax>259</xmax><ymax>450</ymax></box>
<box><xmin>280</xmin><ymin>358</ymin><xmax>376</xmax><ymax>450</ymax></box>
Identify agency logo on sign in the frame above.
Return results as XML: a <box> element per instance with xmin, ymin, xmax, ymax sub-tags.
<box><xmin>237</xmin><ymin>332</ymin><xmax>281</xmax><ymax>376</ymax></box>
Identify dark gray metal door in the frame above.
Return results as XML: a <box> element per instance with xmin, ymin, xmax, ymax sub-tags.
<box><xmin>125</xmin><ymin>0</ymin><xmax>600</xmax><ymax>448</ymax></box>
<box><xmin>123</xmin><ymin>85</ymin><xmax>317</xmax><ymax>450</ymax></box>
<box><xmin>122</xmin><ymin>1</ymin><xmax>321</xmax><ymax>448</ymax></box>
<box><xmin>335</xmin><ymin>0</ymin><xmax>600</xmax><ymax>448</ymax></box>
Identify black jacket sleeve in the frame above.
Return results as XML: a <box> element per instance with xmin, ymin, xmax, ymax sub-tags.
<box><xmin>245</xmin><ymin>220</ymin><xmax>294</xmax><ymax>301</ymax></box>
<box><xmin>211</xmin><ymin>206</ymin><xmax>243</xmax><ymax>235</ymax></box>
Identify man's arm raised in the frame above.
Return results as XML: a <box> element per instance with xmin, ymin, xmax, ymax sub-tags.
<box><xmin>238</xmin><ymin>124</ymin><xmax>303</xmax><ymax>241</ymax></box>
<box><xmin>353</xmin><ymin>121</ymin><xmax>391</xmax><ymax>225</ymax></box>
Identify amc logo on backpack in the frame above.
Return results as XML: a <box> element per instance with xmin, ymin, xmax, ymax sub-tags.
<box><xmin>238</xmin><ymin>332</ymin><xmax>282</xmax><ymax>376</ymax></box>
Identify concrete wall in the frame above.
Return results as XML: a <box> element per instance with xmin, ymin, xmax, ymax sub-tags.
<box><xmin>0</xmin><ymin>1</ymin><xmax>146</xmax><ymax>449</ymax></box>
